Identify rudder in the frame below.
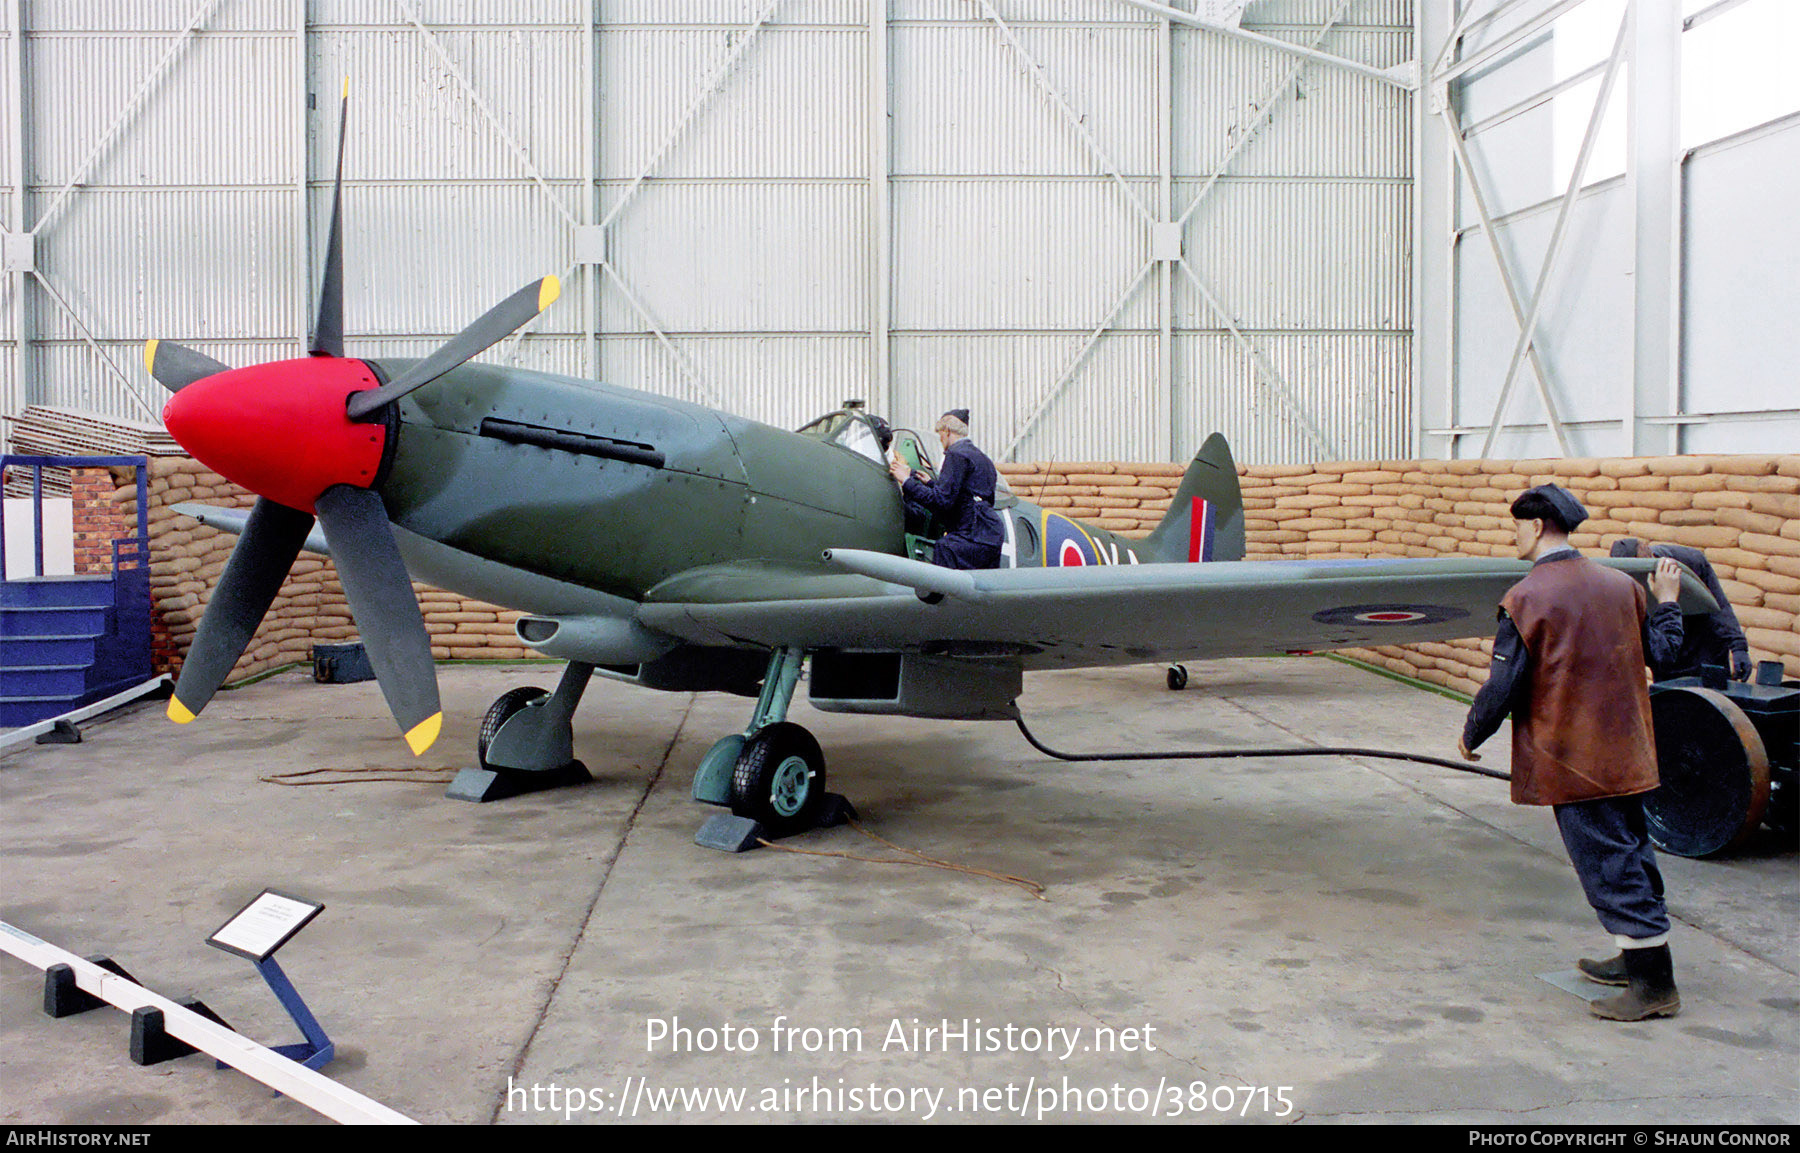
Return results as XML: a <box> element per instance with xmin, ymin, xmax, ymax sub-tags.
<box><xmin>1143</xmin><ymin>433</ymin><xmax>1246</xmax><ymax>563</ymax></box>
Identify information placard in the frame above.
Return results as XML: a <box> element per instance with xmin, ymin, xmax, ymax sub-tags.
<box><xmin>206</xmin><ymin>890</ymin><xmax>323</xmax><ymax>962</ymax></box>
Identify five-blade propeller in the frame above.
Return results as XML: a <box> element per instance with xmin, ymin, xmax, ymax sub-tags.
<box><xmin>346</xmin><ymin>275</ymin><xmax>558</xmax><ymax>420</ymax></box>
<box><xmin>144</xmin><ymin>340</ymin><xmax>231</xmax><ymax>392</ymax></box>
<box><xmin>152</xmin><ymin>84</ymin><xmax>557</xmax><ymax>755</ymax></box>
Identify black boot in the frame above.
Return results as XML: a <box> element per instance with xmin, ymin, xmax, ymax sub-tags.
<box><xmin>1589</xmin><ymin>945</ymin><xmax>1680</xmax><ymax>1020</ymax></box>
<box><xmin>1577</xmin><ymin>953</ymin><xmax>1627</xmax><ymax>986</ymax></box>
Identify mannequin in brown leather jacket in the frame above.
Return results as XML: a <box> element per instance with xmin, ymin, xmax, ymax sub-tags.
<box><xmin>1459</xmin><ymin>485</ymin><xmax>1686</xmax><ymax>1022</ymax></box>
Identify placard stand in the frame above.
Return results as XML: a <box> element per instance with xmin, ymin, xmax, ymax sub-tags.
<box><xmin>207</xmin><ymin>890</ymin><xmax>333</xmax><ymax>1071</ymax></box>
<box><xmin>251</xmin><ymin>956</ymin><xmax>333</xmax><ymax>1070</ymax></box>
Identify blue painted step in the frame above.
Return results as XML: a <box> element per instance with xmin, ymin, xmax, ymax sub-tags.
<box><xmin>2</xmin><ymin>683</ymin><xmax>148</xmax><ymax>728</ymax></box>
<box><xmin>2</xmin><ymin>574</ymin><xmax>149</xmax><ymax>729</ymax></box>
<box><xmin>1</xmin><ymin>576</ymin><xmax>114</xmax><ymax>608</ymax></box>
<box><xmin>1</xmin><ymin>634</ymin><xmax>101</xmax><ymax>665</ymax></box>
<box><xmin>1</xmin><ymin>664</ymin><xmax>92</xmax><ymax>695</ymax></box>
<box><xmin>1</xmin><ymin>604</ymin><xmax>113</xmax><ymax>634</ymax></box>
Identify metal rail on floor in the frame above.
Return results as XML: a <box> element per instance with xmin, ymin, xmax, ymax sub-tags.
<box><xmin>0</xmin><ymin>921</ymin><xmax>415</xmax><ymax>1125</ymax></box>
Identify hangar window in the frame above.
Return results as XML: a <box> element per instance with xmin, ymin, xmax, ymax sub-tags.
<box><xmin>1680</xmin><ymin>0</ymin><xmax>1800</xmax><ymax>148</ymax></box>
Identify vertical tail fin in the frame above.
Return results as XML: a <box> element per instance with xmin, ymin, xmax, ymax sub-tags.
<box><xmin>1143</xmin><ymin>433</ymin><xmax>1246</xmax><ymax>563</ymax></box>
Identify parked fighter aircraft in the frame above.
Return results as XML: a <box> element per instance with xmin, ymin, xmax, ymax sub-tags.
<box><xmin>146</xmin><ymin>95</ymin><xmax>1716</xmax><ymax>837</ymax></box>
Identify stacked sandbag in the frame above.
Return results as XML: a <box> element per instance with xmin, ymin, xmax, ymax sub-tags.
<box><xmin>98</xmin><ymin>443</ymin><xmax>1799</xmax><ymax>691</ymax></box>
<box><xmin>998</xmin><ymin>461</ymin><xmax>1188</xmax><ymax>536</ymax></box>
<box><xmin>1000</xmin><ymin>453</ymin><xmax>1799</xmax><ymax>687</ymax></box>
<box><xmin>111</xmin><ymin>458</ymin><xmax>541</xmax><ymax>685</ymax></box>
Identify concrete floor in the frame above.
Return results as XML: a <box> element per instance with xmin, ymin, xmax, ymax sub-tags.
<box><xmin>2</xmin><ymin>657</ymin><xmax>1795</xmax><ymax>1125</ymax></box>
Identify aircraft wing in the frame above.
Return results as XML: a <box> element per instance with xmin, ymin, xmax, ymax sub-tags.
<box><xmin>637</xmin><ymin>552</ymin><xmax>1720</xmax><ymax>670</ymax></box>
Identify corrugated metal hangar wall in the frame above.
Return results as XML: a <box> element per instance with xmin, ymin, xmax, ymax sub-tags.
<box><xmin>0</xmin><ymin>1</ymin><xmax>1792</xmax><ymax>465</ymax></box>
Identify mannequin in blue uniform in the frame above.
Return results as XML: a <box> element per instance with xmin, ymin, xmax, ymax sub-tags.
<box><xmin>1610</xmin><ymin>538</ymin><xmax>1750</xmax><ymax>682</ymax></box>
<box><xmin>888</xmin><ymin>409</ymin><xmax>1004</xmax><ymax>570</ymax></box>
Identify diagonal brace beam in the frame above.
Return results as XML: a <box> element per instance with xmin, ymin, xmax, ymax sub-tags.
<box><xmin>1439</xmin><ymin>105</ymin><xmax>1571</xmax><ymax>455</ymax></box>
<box><xmin>31</xmin><ymin>269</ymin><xmax>161</xmax><ymax>422</ymax></box>
<box><xmin>590</xmin><ymin>0</ymin><xmax>783</xmax><ymax>406</ymax></box>
<box><xmin>394</xmin><ymin>0</ymin><xmax>578</xmax><ymax>228</ymax></box>
<box><xmin>1178</xmin><ymin>259</ymin><xmax>1340</xmax><ymax>459</ymax></box>
<box><xmin>979</xmin><ymin>0</ymin><xmax>1153</xmax><ymax>224</ymax></box>
<box><xmin>32</xmin><ymin>0</ymin><xmax>225</xmax><ymax>235</ymax></box>
<box><xmin>1478</xmin><ymin>7</ymin><xmax>1629</xmax><ymax>458</ymax></box>
<box><xmin>1001</xmin><ymin>261</ymin><xmax>1157</xmax><ymax>460</ymax></box>
<box><xmin>600</xmin><ymin>0</ymin><xmax>784</xmax><ymax>232</ymax></box>
<box><xmin>1117</xmin><ymin>0</ymin><xmax>1415</xmax><ymax>89</ymax></box>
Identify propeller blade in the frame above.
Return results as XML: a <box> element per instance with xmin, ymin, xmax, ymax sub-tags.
<box><xmin>168</xmin><ymin>497</ymin><xmax>314</xmax><ymax>724</ymax></box>
<box><xmin>144</xmin><ymin>340</ymin><xmax>231</xmax><ymax>393</ymax></box>
<box><xmin>345</xmin><ymin>276</ymin><xmax>560</xmax><ymax>420</ymax></box>
<box><xmin>309</xmin><ymin>79</ymin><xmax>349</xmax><ymax>359</ymax></box>
<box><xmin>312</xmin><ymin>484</ymin><xmax>442</xmax><ymax>754</ymax></box>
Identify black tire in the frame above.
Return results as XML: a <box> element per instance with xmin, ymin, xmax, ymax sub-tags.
<box><xmin>1167</xmin><ymin>665</ymin><xmax>1188</xmax><ymax>691</ymax></box>
<box><xmin>730</xmin><ymin>722</ymin><xmax>827</xmax><ymax>839</ymax></box>
<box><xmin>478</xmin><ymin>687</ymin><xmax>548</xmax><ymax>771</ymax></box>
<box><xmin>1645</xmin><ymin>686</ymin><xmax>1771</xmax><ymax>858</ymax></box>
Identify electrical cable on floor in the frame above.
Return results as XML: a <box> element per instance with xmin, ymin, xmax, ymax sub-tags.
<box><xmin>260</xmin><ymin>765</ymin><xmax>458</xmax><ymax>786</ymax></box>
<box><xmin>757</xmin><ymin>819</ymin><xmax>1048</xmax><ymax>901</ymax></box>
<box><xmin>1014</xmin><ymin>716</ymin><xmax>1512</xmax><ymax>783</ymax></box>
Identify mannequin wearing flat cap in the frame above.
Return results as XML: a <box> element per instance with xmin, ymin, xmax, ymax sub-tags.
<box><xmin>1459</xmin><ymin>483</ymin><xmax>1689</xmax><ymax>1021</ymax></box>
<box><xmin>888</xmin><ymin>409</ymin><xmax>1003</xmax><ymax>570</ymax></box>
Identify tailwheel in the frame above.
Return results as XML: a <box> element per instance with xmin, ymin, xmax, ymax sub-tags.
<box><xmin>478</xmin><ymin>687</ymin><xmax>548</xmax><ymax>771</ymax></box>
<box><xmin>1166</xmin><ymin>664</ymin><xmax>1188</xmax><ymax>691</ymax></box>
<box><xmin>730</xmin><ymin>722</ymin><xmax>827</xmax><ymax>839</ymax></box>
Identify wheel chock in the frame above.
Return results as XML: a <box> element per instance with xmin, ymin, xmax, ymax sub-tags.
<box><xmin>817</xmin><ymin>793</ymin><xmax>858</xmax><ymax>828</ymax></box>
<box><xmin>446</xmin><ymin>760</ymin><xmax>591</xmax><ymax>803</ymax></box>
<box><xmin>695</xmin><ymin>814</ymin><xmax>764</xmax><ymax>853</ymax></box>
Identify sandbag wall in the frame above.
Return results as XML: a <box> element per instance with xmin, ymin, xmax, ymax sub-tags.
<box><xmin>110</xmin><ymin>458</ymin><xmax>535</xmax><ymax>684</ymax></box>
<box><xmin>100</xmin><ymin>451</ymin><xmax>1798</xmax><ymax>691</ymax></box>
<box><xmin>999</xmin><ymin>453</ymin><xmax>1800</xmax><ymax>692</ymax></box>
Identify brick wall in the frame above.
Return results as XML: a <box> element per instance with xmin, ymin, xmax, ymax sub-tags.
<box><xmin>69</xmin><ymin>467</ymin><xmax>134</xmax><ymax>576</ymax></box>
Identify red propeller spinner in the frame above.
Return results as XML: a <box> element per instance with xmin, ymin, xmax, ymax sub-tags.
<box><xmin>158</xmin><ymin>353</ymin><xmax>389</xmax><ymax>514</ymax></box>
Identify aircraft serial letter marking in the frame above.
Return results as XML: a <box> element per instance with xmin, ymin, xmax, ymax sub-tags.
<box><xmin>1041</xmin><ymin>512</ymin><xmax>1137</xmax><ymax>567</ymax></box>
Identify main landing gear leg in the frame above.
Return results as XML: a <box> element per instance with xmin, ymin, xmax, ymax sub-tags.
<box><xmin>447</xmin><ymin>661</ymin><xmax>596</xmax><ymax>802</ymax></box>
<box><xmin>692</xmin><ymin>646</ymin><xmax>846</xmax><ymax>850</ymax></box>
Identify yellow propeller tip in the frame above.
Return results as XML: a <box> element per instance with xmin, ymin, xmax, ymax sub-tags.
<box><xmin>538</xmin><ymin>276</ymin><xmax>561</xmax><ymax>312</ymax></box>
<box><xmin>404</xmin><ymin>712</ymin><xmax>443</xmax><ymax>756</ymax></box>
<box><xmin>342</xmin><ymin>76</ymin><xmax>350</xmax><ymax>98</ymax></box>
<box><xmin>167</xmin><ymin>698</ymin><xmax>196</xmax><ymax>724</ymax></box>
<box><xmin>144</xmin><ymin>339</ymin><xmax>159</xmax><ymax>376</ymax></box>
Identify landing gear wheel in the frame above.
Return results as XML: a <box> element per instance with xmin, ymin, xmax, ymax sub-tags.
<box><xmin>1167</xmin><ymin>664</ymin><xmax>1188</xmax><ymax>691</ymax></box>
<box><xmin>1645</xmin><ymin>686</ymin><xmax>1771</xmax><ymax>858</ymax></box>
<box><xmin>730</xmin><ymin>721</ymin><xmax>826</xmax><ymax>839</ymax></box>
<box><xmin>478</xmin><ymin>687</ymin><xmax>548</xmax><ymax>771</ymax></box>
